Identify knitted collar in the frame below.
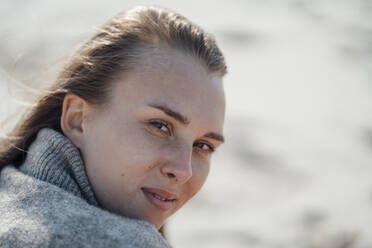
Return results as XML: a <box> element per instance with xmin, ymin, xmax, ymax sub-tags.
<box><xmin>19</xmin><ymin>128</ymin><xmax>99</xmax><ymax>206</ymax></box>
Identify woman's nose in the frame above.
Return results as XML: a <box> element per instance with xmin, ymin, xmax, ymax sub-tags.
<box><xmin>161</xmin><ymin>146</ymin><xmax>193</xmax><ymax>184</ymax></box>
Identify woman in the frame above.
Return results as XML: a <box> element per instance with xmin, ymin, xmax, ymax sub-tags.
<box><xmin>0</xmin><ymin>6</ymin><xmax>227</xmax><ymax>248</ymax></box>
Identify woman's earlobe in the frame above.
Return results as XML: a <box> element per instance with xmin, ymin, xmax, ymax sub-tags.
<box><xmin>60</xmin><ymin>93</ymin><xmax>86</xmax><ymax>148</ymax></box>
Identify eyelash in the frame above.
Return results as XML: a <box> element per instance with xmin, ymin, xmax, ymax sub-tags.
<box><xmin>148</xmin><ymin>119</ymin><xmax>172</xmax><ymax>136</ymax></box>
<box><xmin>148</xmin><ymin>120</ymin><xmax>216</xmax><ymax>154</ymax></box>
<box><xmin>194</xmin><ymin>141</ymin><xmax>215</xmax><ymax>154</ymax></box>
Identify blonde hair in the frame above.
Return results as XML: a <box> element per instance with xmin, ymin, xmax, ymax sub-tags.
<box><xmin>0</xmin><ymin>6</ymin><xmax>227</xmax><ymax>169</ymax></box>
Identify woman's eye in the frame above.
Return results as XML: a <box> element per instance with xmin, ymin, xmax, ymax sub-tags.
<box><xmin>149</xmin><ymin>120</ymin><xmax>171</xmax><ymax>135</ymax></box>
<box><xmin>194</xmin><ymin>142</ymin><xmax>215</xmax><ymax>154</ymax></box>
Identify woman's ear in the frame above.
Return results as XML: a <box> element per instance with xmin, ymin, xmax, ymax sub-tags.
<box><xmin>60</xmin><ymin>93</ymin><xmax>88</xmax><ymax>148</ymax></box>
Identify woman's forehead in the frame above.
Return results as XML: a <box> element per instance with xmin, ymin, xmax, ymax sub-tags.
<box><xmin>109</xmin><ymin>49</ymin><xmax>225</xmax><ymax>131</ymax></box>
<box><xmin>112</xmin><ymin>47</ymin><xmax>225</xmax><ymax>104</ymax></box>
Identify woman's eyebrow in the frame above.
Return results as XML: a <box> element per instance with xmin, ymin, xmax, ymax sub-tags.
<box><xmin>148</xmin><ymin>103</ymin><xmax>190</xmax><ymax>125</ymax></box>
<box><xmin>148</xmin><ymin>103</ymin><xmax>225</xmax><ymax>143</ymax></box>
<box><xmin>204</xmin><ymin>132</ymin><xmax>225</xmax><ymax>143</ymax></box>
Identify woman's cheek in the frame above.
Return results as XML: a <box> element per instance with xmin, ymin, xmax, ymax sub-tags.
<box><xmin>189</xmin><ymin>161</ymin><xmax>210</xmax><ymax>194</ymax></box>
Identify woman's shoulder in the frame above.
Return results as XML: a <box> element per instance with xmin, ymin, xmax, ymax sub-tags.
<box><xmin>0</xmin><ymin>166</ymin><xmax>170</xmax><ymax>248</ymax></box>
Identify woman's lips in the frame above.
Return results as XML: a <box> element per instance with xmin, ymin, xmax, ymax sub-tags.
<box><xmin>142</xmin><ymin>187</ymin><xmax>177</xmax><ymax>211</ymax></box>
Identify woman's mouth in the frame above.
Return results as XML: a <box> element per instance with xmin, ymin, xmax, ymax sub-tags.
<box><xmin>141</xmin><ymin>187</ymin><xmax>177</xmax><ymax>211</ymax></box>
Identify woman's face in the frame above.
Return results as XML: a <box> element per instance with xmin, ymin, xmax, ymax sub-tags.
<box><xmin>80</xmin><ymin>47</ymin><xmax>225</xmax><ymax>229</ymax></box>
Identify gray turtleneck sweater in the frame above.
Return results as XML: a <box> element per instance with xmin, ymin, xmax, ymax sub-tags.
<box><xmin>0</xmin><ymin>128</ymin><xmax>171</xmax><ymax>248</ymax></box>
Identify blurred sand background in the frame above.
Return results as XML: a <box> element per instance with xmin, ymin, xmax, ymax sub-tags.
<box><xmin>1</xmin><ymin>0</ymin><xmax>372</xmax><ymax>247</ymax></box>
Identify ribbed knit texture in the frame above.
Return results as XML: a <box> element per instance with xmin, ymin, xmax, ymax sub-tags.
<box><xmin>19</xmin><ymin>128</ymin><xmax>98</xmax><ymax>206</ymax></box>
<box><xmin>0</xmin><ymin>128</ymin><xmax>171</xmax><ymax>248</ymax></box>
